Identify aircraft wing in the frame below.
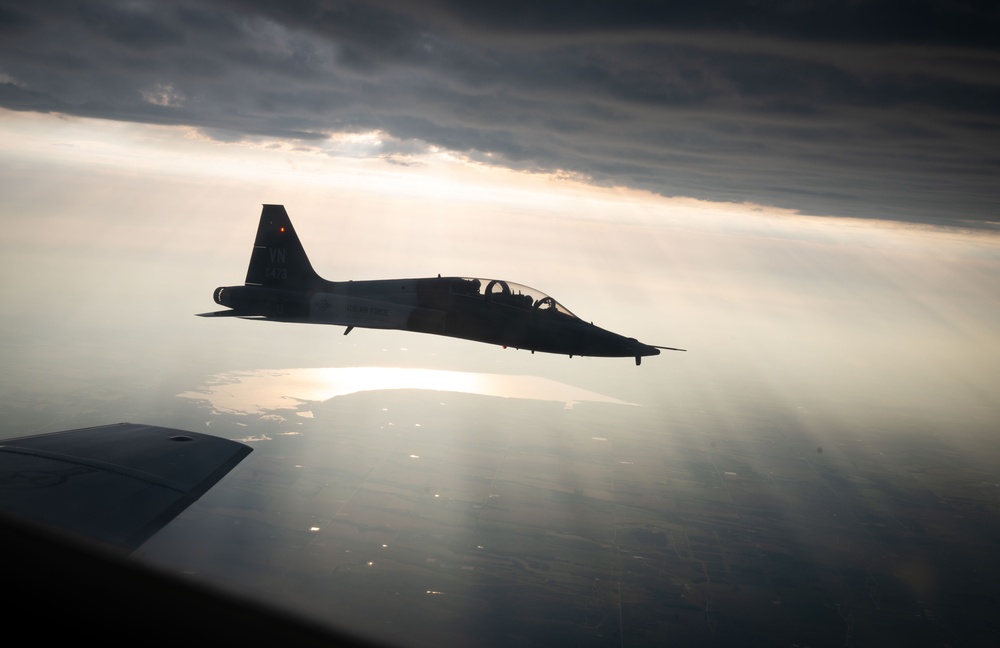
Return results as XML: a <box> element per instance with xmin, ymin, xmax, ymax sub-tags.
<box><xmin>0</xmin><ymin>422</ymin><xmax>252</xmax><ymax>552</ymax></box>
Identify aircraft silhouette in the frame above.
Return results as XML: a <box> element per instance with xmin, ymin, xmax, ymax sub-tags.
<box><xmin>199</xmin><ymin>205</ymin><xmax>683</xmax><ymax>364</ymax></box>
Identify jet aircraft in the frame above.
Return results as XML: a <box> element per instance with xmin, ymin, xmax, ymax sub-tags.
<box><xmin>199</xmin><ymin>205</ymin><xmax>683</xmax><ymax>365</ymax></box>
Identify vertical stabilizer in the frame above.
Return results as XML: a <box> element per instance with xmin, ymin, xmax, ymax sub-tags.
<box><xmin>245</xmin><ymin>205</ymin><xmax>322</xmax><ymax>288</ymax></box>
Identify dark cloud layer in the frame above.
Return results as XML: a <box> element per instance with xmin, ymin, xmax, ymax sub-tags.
<box><xmin>2</xmin><ymin>0</ymin><xmax>998</xmax><ymax>225</ymax></box>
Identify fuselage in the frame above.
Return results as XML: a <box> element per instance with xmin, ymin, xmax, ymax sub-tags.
<box><xmin>213</xmin><ymin>275</ymin><xmax>661</xmax><ymax>359</ymax></box>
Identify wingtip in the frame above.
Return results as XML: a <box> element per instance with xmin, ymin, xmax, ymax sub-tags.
<box><xmin>195</xmin><ymin>310</ymin><xmax>240</xmax><ymax>317</ymax></box>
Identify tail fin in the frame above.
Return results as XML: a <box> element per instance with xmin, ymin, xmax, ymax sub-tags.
<box><xmin>245</xmin><ymin>205</ymin><xmax>322</xmax><ymax>289</ymax></box>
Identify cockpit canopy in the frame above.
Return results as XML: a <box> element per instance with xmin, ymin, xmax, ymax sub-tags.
<box><xmin>450</xmin><ymin>277</ymin><xmax>578</xmax><ymax>319</ymax></box>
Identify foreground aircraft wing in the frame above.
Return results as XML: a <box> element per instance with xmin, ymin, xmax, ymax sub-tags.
<box><xmin>0</xmin><ymin>422</ymin><xmax>252</xmax><ymax>552</ymax></box>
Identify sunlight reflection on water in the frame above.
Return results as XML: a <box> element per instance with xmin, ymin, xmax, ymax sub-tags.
<box><xmin>177</xmin><ymin>366</ymin><xmax>635</xmax><ymax>415</ymax></box>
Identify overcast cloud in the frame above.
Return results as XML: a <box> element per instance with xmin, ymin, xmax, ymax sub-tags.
<box><xmin>1</xmin><ymin>0</ymin><xmax>998</xmax><ymax>226</ymax></box>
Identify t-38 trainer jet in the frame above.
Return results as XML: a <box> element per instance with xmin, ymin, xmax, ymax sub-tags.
<box><xmin>199</xmin><ymin>205</ymin><xmax>684</xmax><ymax>364</ymax></box>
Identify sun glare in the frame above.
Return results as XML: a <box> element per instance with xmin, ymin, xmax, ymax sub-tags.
<box><xmin>177</xmin><ymin>367</ymin><xmax>635</xmax><ymax>417</ymax></box>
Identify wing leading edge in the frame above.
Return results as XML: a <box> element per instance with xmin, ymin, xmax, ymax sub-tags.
<box><xmin>0</xmin><ymin>423</ymin><xmax>252</xmax><ymax>552</ymax></box>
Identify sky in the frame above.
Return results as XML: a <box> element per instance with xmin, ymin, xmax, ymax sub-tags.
<box><xmin>1</xmin><ymin>4</ymin><xmax>1000</xmax><ymax>643</ymax></box>
<box><xmin>1</xmin><ymin>0</ymin><xmax>998</xmax><ymax>448</ymax></box>
<box><xmin>1</xmin><ymin>0</ymin><xmax>999</xmax><ymax>227</ymax></box>
<box><xmin>1</xmin><ymin>103</ymin><xmax>996</xmax><ymax>458</ymax></box>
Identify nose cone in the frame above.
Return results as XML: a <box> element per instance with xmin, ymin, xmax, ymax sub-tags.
<box><xmin>566</xmin><ymin>323</ymin><xmax>669</xmax><ymax>362</ymax></box>
<box><xmin>626</xmin><ymin>338</ymin><xmax>660</xmax><ymax>357</ymax></box>
<box><xmin>625</xmin><ymin>338</ymin><xmax>661</xmax><ymax>365</ymax></box>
